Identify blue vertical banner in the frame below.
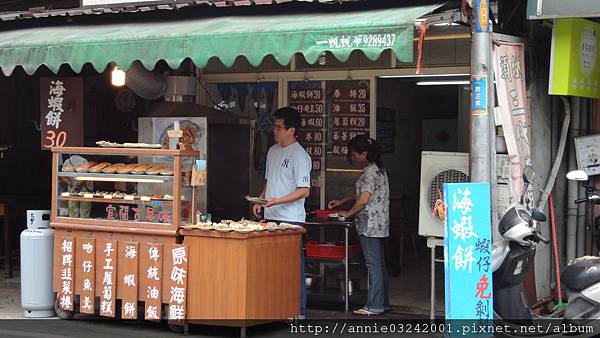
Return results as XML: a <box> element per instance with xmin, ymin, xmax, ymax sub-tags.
<box><xmin>444</xmin><ymin>183</ymin><xmax>493</xmax><ymax>322</ymax></box>
<box><xmin>475</xmin><ymin>0</ymin><xmax>490</xmax><ymax>33</ymax></box>
<box><xmin>471</xmin><ymin>75</ymin><xmax>488</xmax><ymax>115</ymax></box>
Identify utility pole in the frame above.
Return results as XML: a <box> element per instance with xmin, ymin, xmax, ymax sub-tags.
<box><xmin>469</xmin><ymin>0</ymin><xmax>492</xmax><ymax>183</ymax></box>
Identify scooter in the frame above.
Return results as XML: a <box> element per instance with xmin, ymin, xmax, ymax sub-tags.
<box><xmin>492</xmin><ymin>167</ymin><xmax>600</xmax><ymax>327</ymax></box>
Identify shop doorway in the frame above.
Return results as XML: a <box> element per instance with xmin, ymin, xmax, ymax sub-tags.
<box><xmin>377</xmin><ymin>77</ymin><xmax>469</xmax><ymax>314</ymax></box>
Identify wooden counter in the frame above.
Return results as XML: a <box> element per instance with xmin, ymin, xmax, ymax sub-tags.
<box><xmin>180</xmin><ymin>228</ymin><xmax>305</xmax><ymax>321</ymax></box>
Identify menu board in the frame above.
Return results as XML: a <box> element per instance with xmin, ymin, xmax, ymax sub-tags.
<box><xmin>289</xmin><ymin>82</ymin><xmax>325</xmax><ymax>208</ymax></box>
<box><xmin>40</xmin><ymin>77</ymin><xmax>83</xmax><ymax>150</ymax></box>
<box><xmin>329</xmin><ymin>83</ymin><xmax>370</xmax><ymax>156</ymax></box>
<box><xmin>289</xmin><ymin>84</ymin><xmax>325</xmax><ymax>175</ymax></box>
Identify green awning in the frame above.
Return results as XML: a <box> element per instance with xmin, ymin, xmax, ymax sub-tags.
<box><xmin>0</xmin><ymin>5</ymin><xmax>441</xmax><ymax>76</ymax></box>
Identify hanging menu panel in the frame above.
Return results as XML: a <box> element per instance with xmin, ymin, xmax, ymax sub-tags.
<box><xmin>329</xmin><ymin>82</ymin><xmax>370</xmax><ymax>157</ymax></box>
<box><xmin>289</xmin><ymin>83</ymin><xmax>326</xmax><ymax>207</ymax></box>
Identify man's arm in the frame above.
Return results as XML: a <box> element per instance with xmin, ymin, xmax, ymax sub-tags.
<box><xmin>253</xmin><ymin>180</ymin><xmax>268</xmax><ymax>218</ymax></box>
<box><xmin>258</xmin><ymin>181</ymin><xmax>267</xmax><ymax>198</ymax></box>
<box><xmin>264</xmin><ymin>187</ymin><xmax>309</xmax><ymax>207</ymax></box>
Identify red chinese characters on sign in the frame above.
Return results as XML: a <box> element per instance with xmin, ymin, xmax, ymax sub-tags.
<box><xmin>106</xmin><ymin>205</ymin><xmax>116</xmax><ymax>220</ymax></box>
<box><xmin>145</xmin><ymin>207</ymin><xmax>156</xmax><ymax>222</ymax></box>
<box><xmin>119</xmin><ymin>205</ymin><xmax>129</xmax><ymax>221</ymax></box>
<box><xmin>106</xmin><ymin>204</ymin><xmax>170</xmax><ymax>223</ymax></box>
<box><xmin>292</xmin><ymin>103</ymin><xmax>324</xmax><ymax>115</ymax></box>
<box><xmin>79</xmin><ymin>238</ymin><xmax>95</xmax><ymax>314</ymax></box>
<box><xmin>143</xmin><ymin>243</ymin><xmax>162</xmax><ymax>320</ymax></box>
<box><xmin>132</xmin><ymin>208</ymin><xmax>141</xmax><ymax>222</ymax></box>
<box><xmin>474</xmin><ymin>274</ymin><xmax>491</xmax><ymax>299</ymax></box>
<box><xmin>167</xmin><ymin>245</ymin><xmax>188</xmax><ymax>321</ymax></box>
<box><xmin>158</xmin><ymin>211</ymin><xmax>172</xmax><ymax>224</ymax></box>
<box><xmin>100</xmin><ymin>240</ymin><xmax>117</xmax><ymax>317</ymax></box>
<box><xmin>58</xmin><ymin>237</ymin><xmax>74</xmax><ymax>311</ymax></box>
<box><xmin>332</xmin><ymin>102</ymin><xmax>369</xmax><ymax>115</ymax></box>
<box><xmin>289</xmin><ymin>88</ymin><xmax>323</xmax><ymax>102</ymax></box>
<box><xmin>332</xmin><ymin>87</ymin><xmax>369</xmax><ymax>101</ymax></box>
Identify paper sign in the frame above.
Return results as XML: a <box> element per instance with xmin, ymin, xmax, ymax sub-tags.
<box><xmin>79</xmin><ymin>238</ymin><xmax>95</xmax><ymax>314</ymax></box>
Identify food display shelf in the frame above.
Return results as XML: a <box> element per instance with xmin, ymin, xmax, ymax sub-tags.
<box><xmin>57</xmin><ymin>171</ymin><xmax>174</xmax><ymax>182</ymax></box>
<box><xmin>57</xmin><ymin>195</ymin><xmax>173</xmax><ymax>205</ymax></box>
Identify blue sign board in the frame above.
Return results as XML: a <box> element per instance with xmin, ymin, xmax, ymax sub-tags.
<box><xmin>471</xmin><ymin>75</ymin><xmax>488</xmax><ymax>115</ymax></box>
<box><xmin>475</xmin><ymin>0</ymin><xmax>490</xmax><ymax>33</ymax></box>
<box><xmin>444</xmin><ymin>182</ymin><xmax>492</xmax><ymax>321</ymax></box>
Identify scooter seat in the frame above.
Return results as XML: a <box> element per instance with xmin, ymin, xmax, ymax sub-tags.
<box><xmin>561</xmin><ymin>256</ymin><xmax>600</xmax><ymax>292</ymax></box>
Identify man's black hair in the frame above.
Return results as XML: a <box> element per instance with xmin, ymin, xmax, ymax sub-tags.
<box><xmin>273</xmin><ymin>106</ymin><xmax>301</xmax><ymax>136</ymax></box>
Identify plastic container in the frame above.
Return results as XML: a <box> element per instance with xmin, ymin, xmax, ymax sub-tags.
<box><xmin>313</xmin><ymin>210</ymin><xmax>337</xmax><ymax>220</ymax></box>
<box><xmin>304</xmin><ymin>241</ymin><xmax>361</xmax><ymax>259</ymax></box>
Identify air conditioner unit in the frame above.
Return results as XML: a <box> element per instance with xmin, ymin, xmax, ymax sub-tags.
<box><xmin>418</xmin><ymin>151</ymin><xmax>469</xmax><ymax>238</ymax></box>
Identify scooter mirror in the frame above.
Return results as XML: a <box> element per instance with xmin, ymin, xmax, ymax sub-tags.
<box><xmin>566</xmin><ymin>170</ymin><xmax>588</xmax><ymax>181</ymax></box>
<box><xmin>531</xmin><ymin>209</ymin><xmax>547</xmax><ymax>222</ymax></box>
<box><xmin>523</xmin><ymin>166</ymin><xmax>535</xmax><ymax>184</ymax></box>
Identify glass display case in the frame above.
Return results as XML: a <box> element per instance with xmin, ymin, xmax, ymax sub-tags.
<box><xmin>51</xmin><ymin>147</ymin><xmax>201</xmax><ymax>232</ymax></box>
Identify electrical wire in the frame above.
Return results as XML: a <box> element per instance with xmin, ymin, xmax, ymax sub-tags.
<box><xmin>197</xmin><ymin>80</ymin><xmax>229</xmax><ymax>113</ymax></box>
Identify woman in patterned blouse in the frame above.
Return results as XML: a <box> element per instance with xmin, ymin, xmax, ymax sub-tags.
<box><xmin>329</xmin><ymin>135</ymin><xmax>390</xmax><ymax>316</ymax></box>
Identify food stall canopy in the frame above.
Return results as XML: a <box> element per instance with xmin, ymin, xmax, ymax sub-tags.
<box><xmin>0</xmin><ymin>4</ymin><xmax>442</xmax><ymax>76</ymax></box>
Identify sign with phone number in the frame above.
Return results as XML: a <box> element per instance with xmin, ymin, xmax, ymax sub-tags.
<box><xmin>40</xmin><ymin>77</ymin><xmax>83</xmax><ymax>150</ymax></box>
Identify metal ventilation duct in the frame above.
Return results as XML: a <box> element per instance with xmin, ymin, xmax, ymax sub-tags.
<box><xmin>125</xmin><ymin>61</ymin><xmax>166</xmax><ymax>100</ymax></box>
<box><xmin>164</xmin><ymin>76</ymin><xmax>198</xmax><ymax>103</ymax></box>
<box><xmin>125</xmin><ymin>62</ymin><xmax>198</xmax><ymax>102</ymax></box>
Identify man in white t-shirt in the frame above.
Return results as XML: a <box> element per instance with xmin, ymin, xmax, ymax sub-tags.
<box><xmin>253</xmin><ymin>106</ymin><xmax>311</xmax><ymax>318</ymax></box>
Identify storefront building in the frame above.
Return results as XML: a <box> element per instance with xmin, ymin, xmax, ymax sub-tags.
<box><xmin>0</xmin><ymin>0</ymin><xmax>579</xmax><ymax>322</ymax></box>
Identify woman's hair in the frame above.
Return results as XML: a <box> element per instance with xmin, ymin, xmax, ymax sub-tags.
<box><xmin>347</xmin><ymin>135</ymin><xmax>384</xmax><ymax>171</ymax></box>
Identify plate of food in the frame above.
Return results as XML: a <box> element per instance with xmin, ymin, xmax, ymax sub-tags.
<box><xmin>88</xmin><ymin>162</ymin><xmax>111</xmax><ymax>173</ymax></box>
<box><xmin>102</xmin><ymin>163</ymin><xmax>125</xmax><ymax>174</ymax></box>
<box><xmin>160</xmin><ymin>168</ymin><xmax>175</xmax><ymax>176</ymax></box>
<box><xmin>131</xmin><ymin>164</ymin><xmax>153</xmax><ymax>175</ymax></box>
<box><xmin>196</xmin><ymin>222</ymin><xmax>214</xmax><ymax>230</ymax></box>
<box><xmin>180</xmin><ymin>224</ymin><xmax>199</xmax><ymax>230</ymax></box>
<box><xmin>236</xmin><ymin>227</ymin><xmax>255</xmax><ymax>234</ymax></box>
<box><xmin>122</xmin><ymin>142</ymin><xmax>162</xmax><ymax>149</ymax></box>
<box><xmin>327</xmin><ymin>213</ymin><xmax>347</xmax><ymax>221</ymax></box>
<box><xmin>160</xmin><ymin>120</ymin><xmax>201</xmax><ymax>150</ymax></box>
<box><xmin>75</xmin><ymin>161</ymin><xmax>97</xmax><ymax>173</ymax></box>
<box><xmin>244</xmin><ymin>195</ymin><xmax>269</xmax><ymax>205</ymax></box>
<box><xmin>213</xmin><ymin>223</ymin><xmax>232</xmax><ymax>232</ymax></box>
<box><xmin>145</xmin><ymin>163</ymin><xmax>169</xmax><ymax>175</ymax></box>
<box><xmin>116</xmin><ymin>163</ymin><xmax>138</xmax><ymax>174</ymax></box>
<box><xmin>280</xmin><ymin>222</ymin><xmax>303</xmax><ymax>230</ymax></box>
<box><xmin>96</xmin><ymin>140</ymin><xmax>124</xmax><ymax>147</ymax></box>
